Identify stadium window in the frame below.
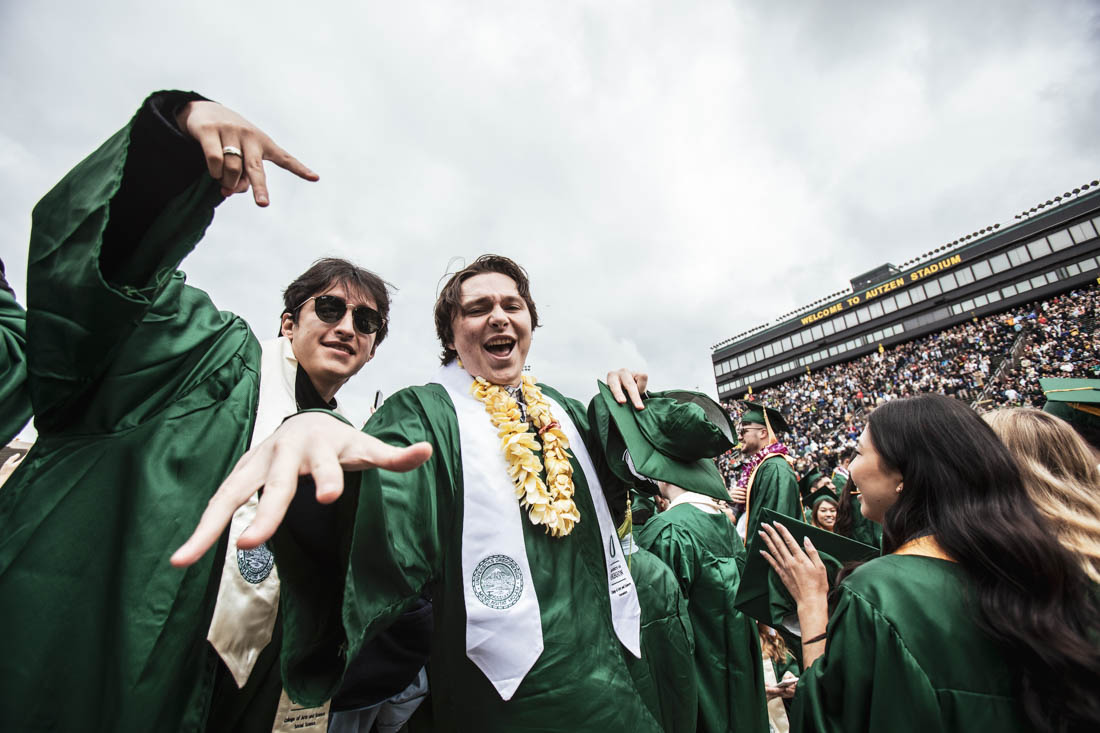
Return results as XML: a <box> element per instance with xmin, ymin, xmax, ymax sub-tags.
<box><xmin>1045</xmin><ymin>272</ymin><xmax>1059</xmax><ymax>285</ymax></box>
<box><xmin>1002</xmin><ymin>284</ymin><xmax>1017</xmax><ymax>297</ymax></box>
<box><xmin>909</xmin><ymin>284</ymin><xmax>926</xmax><ymax>304</ymax></box>
<box><xmin>961</xmin><ymin>298</ymin><xmax>975</xmax><ymax>311</ymax></box>
<box><xmin>955</xmin><ymin>267</ymin><xmax>975</xmax><ymax>286</ymax></box>
<box><xmin>829</xmin><ymin>345</ymin><xmax>840</xmax><ymax>356</ymax></box>
<box><xmin>847</xmin><ymin>338</ymin><xmax>859</xmax><ymax>350</ymax></box>
<box><xmin>974</xmin><ymin>293</ymin><xmax>988</xmax><ymax>307</ymax></box>
<box><xmin>895</xmin><ymin>290</ymin><xmax>911</xmax><ymax>308</ymax></box>
<box><xmin>989</xmin><ymin>253</ymin><xmax>1010</xmax><ymax>273</ymax></box>
<box><xmin>1030</xmin><ymin>275</ymin><xmax>1046</xmax><ymax>289</ymax></box>
<box><xmin>1069</xmin><ymin>221</ymin><xmax>1097</xmax><ymax>243</ymax></box>
<box><xmin>1094</xmin><ymin>217</ymin><xmax>1100</xmax><ymax>237</ymax></box>
<box><xmin>737</xmin><ymin>355</ymin><xmax>746</xmax><ymax>368</ymax></box>
<box><xmin>1017</xmin><ymin>279</ymin><xmax>1033</xmax><ymax>293</ymax></box>
<box><xmin>924</xmin><ymin>279</ymin><xmax>942</xmax><ymax>297</ymax></box>
<box><xmin>882</xmin><ymin>296</ymin><xmax>898</xmax><ymax>314</ymax></box>
<box><xmin>810</xmin><ymin>324</ymin><xmax>824</xmax><ymax>340</ymax></box>
<box><xmin>1088</xmin><ymin>256</ymin><xmax>1100</xmax><ymax>271</ymax></box>
<box><xmin>986</xmin><ymin>290</ymin><xmax>1001</xmax><ymax>303</ymax></box>
<box><xmin>868</xmin><ymin>301</ymin><xmax>884</xmax><ymax>318</ymax></box>
<box><xmin>1008</xmin><ymin>244</ymin><xmax>1031</xmax><ymax>267</ymax></box>
<box><xmin>938</xmin><ymin>272</ymin><xmax>958</xmax><ymax>292</ymax></box>
<box><xmin>1026</xmin><ymin>238</ymin><xmax>1052</xmax><ymax>260</ymax></box>
<box><xmin>843</xmin><ymin>312</ymin><xmax>858</xmax><ymax>329</ymax></box>
<box><xmin>764</xmin><ymin>343</ymin><xmax>774</xmax><ymax>358</ymax></box>
<box><xmin>1047</xmin><ymin>229</ymin><xmax>1072</xmax><ymax>251</ymax></box>
<box><xmin>780</xmin><ymin>336</ymin><xmax>791</xmax><ymax>351</ymax></box>
<box><xmin>951</xmin><ymin>303</ymin><xmax>963</xmax><ymax>315</ymax></box>
<box><xmin>754</xmin><ymin>348</ymin><xmax>764</xmax><ymax>361</ymax></box>
<box><xmin>970</xmin><ymin>259</ymin><xmax>992</xmax><ymax>280</ymax></box>
<box><xmin>1067</xmin><ymin>262</ymin><xmax>1081</xmax><ymax>276</ymax></box>
<box><xmin>893</xmin><ymin>323</ymin><xmax>905</xmax><ymax>335</ymax></box>
<box><xmin>822</xmin><ymin>319</ymin><xmax>836</xmax><ymax>336</ymax></box>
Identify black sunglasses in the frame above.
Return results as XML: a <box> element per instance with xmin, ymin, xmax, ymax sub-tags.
<box><xmin>294</xmin><ymin>295</ymin><xmax>385</xmax><ymax>335</ymax></box>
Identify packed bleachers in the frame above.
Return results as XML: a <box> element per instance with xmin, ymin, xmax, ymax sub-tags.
<box><xmin>718</xmin><ymin>283</ymin><xmax>1100</xmax><ymax>483</ymax></box>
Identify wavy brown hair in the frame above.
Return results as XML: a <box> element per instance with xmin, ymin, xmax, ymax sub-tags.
<box><xmin>869</xmin><ymin>395</ymin><xmax>1100</xmax><ymax>732</ymax></box>
<box><xmin>984</xmin><ymin>408</ymin><xmax>1100</xmax><ymax>583</ymax></box>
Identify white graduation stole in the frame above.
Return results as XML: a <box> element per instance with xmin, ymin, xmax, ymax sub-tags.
<box><xmin>434</xmin><ymin>362</ymin><xmax>641</xmax><ymax>701</ymax></box>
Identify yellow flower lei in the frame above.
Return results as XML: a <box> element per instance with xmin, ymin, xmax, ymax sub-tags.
<box><xmin>470</xmin><ymin>375</ymin><xmax>580</xmax><ymax>537</ymax></box>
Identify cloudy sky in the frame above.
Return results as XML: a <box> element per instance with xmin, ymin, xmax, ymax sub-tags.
<box><xmin>2</xmin><ymin>1</ymin><xmax>1098</xmax><ymax>432</ymax></box>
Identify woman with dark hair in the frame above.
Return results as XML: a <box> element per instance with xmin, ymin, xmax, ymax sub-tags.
<box><xmin>759</xmin><ymin>393</ymin><xmax>1100</xmax><ymax>732</ymax></box>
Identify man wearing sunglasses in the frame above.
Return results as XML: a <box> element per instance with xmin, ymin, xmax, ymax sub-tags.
<box><xmin>0</xmin><ymin>92</ymin><xmax>428</xmax><ymax>733</ymax></box>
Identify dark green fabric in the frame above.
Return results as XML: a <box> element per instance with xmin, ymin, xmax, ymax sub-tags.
<box><xmin>846</xmin><ymin>493</ymin><xmax>883</xmax><ymax>548</ymax></box>
<box><xmin>638</xmin><ymin>502</ymin><xmax>769</xmax><ymax>733</ymax></box>
<box><xmin>0</xmin><ymin>103</ymin><xmax>261</xmax><ymax>732</ymax></box>
<box><xmin>0</xmin><ymin>286</ymin><xmax>31</xmax><ymax>443</ymax></box>
<box><xmin>771</xmin><ymin>652</ymin><xmax>800</xmax><ymax>682</ymax></box>
<box><xmin>623</xmin><ymin>543</ymin><xmax>699</xmax><ymax>733</ymax></box>
<box><xmin>274</xmin><ymin>382</ymin><xmax>663</xmax><ymax>732</ymax></box>
<box><xmin>792</xmin><ymin>555</ymin><xmax>1031</xmax><ymax>732</ymax></box>
<box><xmin>745</xmin><ymin>456</ymin><xmax>802</xmax><ymax>541</ymax></box>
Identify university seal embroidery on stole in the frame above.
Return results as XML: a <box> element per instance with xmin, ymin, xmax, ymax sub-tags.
<box><xmin>237</xmin><ymin>543</ymin><xmax>275</xmax><ymax>584</ymax></box>
<box><xmin>472</xmin><ymin>554</ymin><xmax>524</xmax><ymax>609</ymax></box>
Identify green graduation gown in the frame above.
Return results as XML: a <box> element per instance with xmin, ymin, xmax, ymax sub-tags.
<box><xmin>623</xmin><ymin>540</ymin><xmax>699</xmax><ymax>733</ymax></box>
<box><xmin>845</xmin><ymin>491</ymin><xmax>883</xmax><ymax>548</ymax></box>
<box><xmin>791</xmin><ymin>555</ymin><xmax>1031</xmax><ymax>732</ymax></box>
<box><xmin>638</xmin><ymin>501</ymin><xmax>769</xmax><ymax>733</ymax></box>
<box><xmin>273</xmin><ymin>383</ymin><xmax>663</xmax><ymax>732</ymax></box>
<box><xmin>0</xmin><ymin>94</ymin><xmax>262</xmax><ymax>732</ymax></box>
<box><xmin>0</xmin><ymin>281</ymin><xmax>32</xmax><ymax>444</ymax></box>
<box><xmin>745</xmin><ymin>456</ymin><xmax>802</xmax><ymax>540</ymax></box>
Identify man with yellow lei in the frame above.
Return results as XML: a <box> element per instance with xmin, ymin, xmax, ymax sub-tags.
<box><xmin>174</xmin><ymin>255</ymin><xmax>668</xmax><ymax>731</ymax></box>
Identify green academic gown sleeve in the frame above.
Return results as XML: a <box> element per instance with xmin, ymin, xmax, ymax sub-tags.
<box><xmin>0</xmin><ymin>92</ymin><xmax>261</xmax><ymax>733</ymax></box>
<box><xmin>625</xmin><ymin>545</ymin><xmax>699</xmax><ymax>733</ymax></box>
<box><xmin>790</xmin><ymin>586</ymin><xmax>945</xmax><ymax>733</ymax></box>
<box><xmin>0</xmin><ymin>282</ymin><xmax>31</xmax><ymax>443</ymax></box>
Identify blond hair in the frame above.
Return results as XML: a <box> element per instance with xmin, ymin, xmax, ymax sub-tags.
<box><xmin>984</xmin><ymin>408</ymin><xmax>1100</xmax><ymax>583</ymax></box>
<box><xmin>758</xmin><ymin>622</ymin><xmax>791</xmax><ymax>664</ymax></box>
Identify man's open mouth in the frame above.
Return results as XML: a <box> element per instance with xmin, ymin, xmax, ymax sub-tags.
<box><xmin>484</xmin><ymin>337</ymin><xmax>515</xmax><ymax>358</ymax></box>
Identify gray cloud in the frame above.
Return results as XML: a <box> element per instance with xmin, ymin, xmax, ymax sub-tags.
<box><xmin>2</xmin><ymin>0</ymin><xmax>1098</xmax><ymax>435</ymax></box>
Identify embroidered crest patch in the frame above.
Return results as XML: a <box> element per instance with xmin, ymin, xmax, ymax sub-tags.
<box><xmin>472</xmin><ymin>554</ymin><xmax>524</xmax><ymax>609</ymax></box>
<box><xmin>237</xmin><ymin>543</ymin><xmax>275</xmax><ymax>584</ymax></box>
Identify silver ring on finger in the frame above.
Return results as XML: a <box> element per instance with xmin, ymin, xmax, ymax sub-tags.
<box><xmin>223</xmin><ymin>146</ymin><xmax>243</xmax><ymax>157</ymax></box>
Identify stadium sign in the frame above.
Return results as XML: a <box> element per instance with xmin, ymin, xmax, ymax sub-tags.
<box><xmin>800</xmin><ymin>253</ymin><xmax>963</xmax><ymax>325</ymax></box>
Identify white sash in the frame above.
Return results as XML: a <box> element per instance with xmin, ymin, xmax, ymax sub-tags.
<box><xmin>434</xmin><ymin>363</ymin><xmax>640</xmax><ymax>701</ymax></box>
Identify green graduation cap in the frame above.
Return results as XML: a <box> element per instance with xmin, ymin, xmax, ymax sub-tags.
<box><xmin>806</xmin><ymin>485</ymin><xmax>839</xmax><ymax>508</ymax></box>
<box><xmin>797</xmin><ymin>469</ymin><xmax>824</xmax><ymax>499</ymax></box>
<box><xmin>1041</xmin><ymin>377</ymin><xmax>1100</xmax><ymax>449</ymax></box>
<box><xmin>733</xmin><ymin>508</ymin><xmax>878</xmax><ymax>628</ymax></box>
<box><xmin>590</xmin><ymin>382</ymin><xmax>735</xmax><ymax>502</ymax></box>
<box><xmin>740</xmin><ymin>400</ymin><xmax>789</xmax><ymax>434</ymax></box>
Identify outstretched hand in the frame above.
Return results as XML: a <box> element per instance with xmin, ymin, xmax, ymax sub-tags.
<box><xmin>170</xmin><ymin>412</ymin><xmax>432</xmax><ymax>568</ymax></box>
<box><xmin>607</xmin><ymin>368</ymin><xmax>649</xmax><ymax>410</ymax></box>
<box><xmin>175</xmin><ymin>100</ymin><xmax>319</xmax><ymax>206</ymax></box>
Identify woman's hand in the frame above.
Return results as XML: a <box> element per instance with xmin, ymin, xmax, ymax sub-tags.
<box><xmin>170</xmin><ymin>412</ymin><xmax>432</xmax><ymax>567</ymax></box>
<box><xmin>758</xmin><ymin>521</ymin><xmax>828</xmax><ymax>605</ymax></box>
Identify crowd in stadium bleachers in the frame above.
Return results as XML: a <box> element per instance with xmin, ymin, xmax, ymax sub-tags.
<box><xmin>718</xmin><ymin>282</ymin><xmax>1100</xmax><ymax>483</ymax></box>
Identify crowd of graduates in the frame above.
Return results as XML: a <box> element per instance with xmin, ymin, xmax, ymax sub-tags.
<box><xmin>2</xmin><ymin>90</ymin><xmax>1100</xmax><ymax>733</ymax></box>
